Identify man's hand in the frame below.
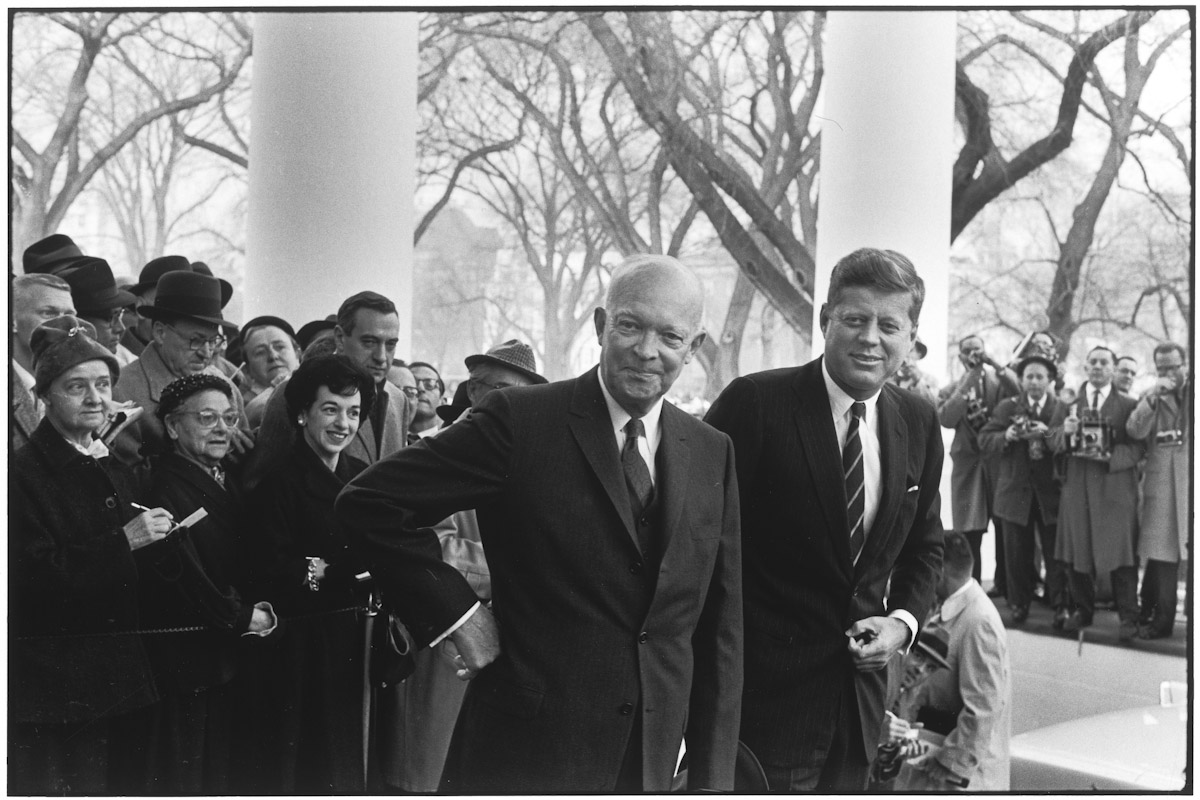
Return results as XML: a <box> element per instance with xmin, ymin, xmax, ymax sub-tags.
<box><xmin>846</xmin><ymin>616</ymin><xmax>910</xmax><ymax>671</ymax></box>
<box><xmin>449</xmin><ymin>603</ymin><xmax>501</xmax><ymax>680</ymax></box>
<box><xmin>908</xmin><ymin>747</ymin><xmax>965</xmax><ymax>787</ymax></box>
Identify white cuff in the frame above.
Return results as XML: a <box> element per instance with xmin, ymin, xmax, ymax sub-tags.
<box><xmin>430</xmin><ymin>601</ymin><xmax>481</xmax><ymax>647</ymax></box>
<box><xmin>889</xmin><ymin>609</ymin><xmax>918</xmax><ymax>654</ymax></box>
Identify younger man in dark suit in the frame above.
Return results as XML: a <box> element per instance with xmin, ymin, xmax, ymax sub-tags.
<box><xmin>706</xmin><ymin>247</ymin><xmax>944</xmax><ymax>791</ymax></box>
<box><xmin>338</xmin><ymin>255</ymin><xmax>742</xmax><ymax>792</ymax></box>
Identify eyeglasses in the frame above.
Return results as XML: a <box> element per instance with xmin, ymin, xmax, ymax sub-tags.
<box><xmin>173</xmin><ymin>410</ymin><xmax>240</xmax><ymax>429</ymax></box>
<box><xmin>166</xmin><ymin>323</ymin><xmax>226</xmax><ymax>352</ymax></box>
<box><xmin>415</xmin><ymin>378</ymin><xmax>441</xmax><ymax>392</ymax></box>
<box><xmin>398</xmin><ymin>386</ymin><xmax>420</xmax><ymax>398</ymax></box>
<box><xmin>470</xmin><ymin>377</ymin><xmax>519</xmax><ymax>392</ymax></box>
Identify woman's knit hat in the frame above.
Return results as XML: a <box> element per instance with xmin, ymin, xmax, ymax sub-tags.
<box><xmin>31</xmin><ymin>315</ymin><xmax>120</xmax><ymax>395</ymax></box>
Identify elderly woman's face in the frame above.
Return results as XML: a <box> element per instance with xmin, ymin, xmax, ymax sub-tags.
<box><xmin>167</xmin><ymin>388</ymin><xmax>235</xmax><ymax>468</ymax></box>
<box><xmin>45</xmin><ymin>360</ymin><xmax>113</xmax><ymax>438</ymax></box>
<box><xmin>302</xmin><ymin>385</ymin><xmax>361</xmax><ymax>462</ymax></box>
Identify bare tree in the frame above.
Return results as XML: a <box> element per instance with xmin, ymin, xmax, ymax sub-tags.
<box><xmin>10</xmin><ymin>12</ymin><xmax>252</xmax><ymax>270</ymax></box>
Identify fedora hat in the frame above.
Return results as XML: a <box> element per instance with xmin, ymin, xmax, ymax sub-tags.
<box><xmin>914</xmin><ymin>626</ymin><xmax>951</xmax><ymax>671</ymax></box>
<box><xmin>435</xmin><ymin>381</ymin><xmax>472</xmax><ymax>424</ymax></box>
<box><xmin>463</xmin><ymin>339</ymin><xmax>547</xmax><ymax>385</ymax></box>
<box><xmin>23</xmin><ymin>233</ymin><xmax>88</xmax><ymax>275</ymax></box>
<box><xmin>59</xmin><ymin>257</ymin><xmax>136</xmax><ymax>317</ymax></box>
<box><xmin>130</xmin><ymin>255</ymin><xmax>233</xmax><ymax>307</ymax></box>
<box><xmin>138</xmin><ymin>271</ymin><xmax>238</xmax><ymax>332</ymax></box>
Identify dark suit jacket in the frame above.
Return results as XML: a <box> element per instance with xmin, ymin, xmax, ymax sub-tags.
<box><xmin>704</xmin><ymin>357</ymin><xmax>943</xmax><ymax>769</ymax></box>
<box><xmin>337</xmin><ymin>367</ymin><xmax>743</xmax><ymax>792</ymax></box>
<box><xmin>978</xmin><ymin>394</ymin><xmax>1061</xmax><ymax>526</ymax></box>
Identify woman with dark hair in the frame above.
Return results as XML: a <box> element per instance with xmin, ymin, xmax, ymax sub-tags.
<box><xmin>10</xmin><ymin>316</ymin><xmax>172</xmax><ymax>794</ymax></box>
<box><xmin>135</xmin><ymin>372</ymin><xmax>277</xmax><ymax>794</ymax></box>
<box><xmin>245</xmin><ymin>354</ymin><xmax>377</xmax><ymax>793</ymax></box>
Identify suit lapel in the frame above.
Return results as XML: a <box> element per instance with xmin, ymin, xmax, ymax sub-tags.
<box><xmin>568</xmin><ymin>369</ymin><xmax>638</xmax><ymax>547</ymax></box>
<box><xmin>856</xmin><ymin>386</ymin><xmax>908</xmax><ymax>582</ymax></box>
<box><xmin>655</xmin><ymin>403</ymin><xmax>690</xmax><ymax>560</ymax></box>
<box><xmin>792</xmin><ymin>362</ymin><xmax>853</xmax><ymax>577</ymax></box>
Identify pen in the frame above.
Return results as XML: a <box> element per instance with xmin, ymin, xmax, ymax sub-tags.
<box><xmin>131</xmin><ymin>502</ymin><xmax>151</xmax><ymax>512</ymax></box>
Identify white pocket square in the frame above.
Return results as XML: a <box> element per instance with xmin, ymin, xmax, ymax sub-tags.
<box><xmin>907</xmin><ymin>485</ymin><xmax>919</xmax><ymax>493</ymax></box>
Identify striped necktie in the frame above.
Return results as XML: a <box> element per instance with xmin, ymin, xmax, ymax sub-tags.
<box><xmin>622</xmin><ymin>418</ymin><xmax>654</xmax><ymax>518</ymax></box>
<box><xmin>844</xmin><ymin>402</ymin><xmax>867</xmax><ymax>564</ymax></box>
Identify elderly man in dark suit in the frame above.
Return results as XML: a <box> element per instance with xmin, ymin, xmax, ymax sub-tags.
<box><xmin>706</xmin><ymin>247</ymin><xmax>944</xmax><ymax>792</ymax></box>
<box><xmin>338</xmin><ymin>254</ymin><xmax>743</xmax><ymax>793</ymax></box>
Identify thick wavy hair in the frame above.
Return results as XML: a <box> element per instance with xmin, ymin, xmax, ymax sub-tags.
<box><xmin>284</xmin><ymin>354</ymin><xmax>376</xmax><ymax>429</ymax></box>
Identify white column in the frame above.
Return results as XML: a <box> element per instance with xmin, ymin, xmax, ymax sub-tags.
<box><xmin>245</xmin><ymin>12</ymin><xmax>416</xmax><ymax>356</ymax></box>
<box><xmin>813</xmin><ymin>11</ymin><xmax>956</xmax><ymax>385</ymax></box>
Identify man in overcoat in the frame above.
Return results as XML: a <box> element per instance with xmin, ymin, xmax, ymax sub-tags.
<box><xmin>1127</xmin><ymin>342</ymin><xmax>1191</xmax><ymax>639</ymax></box>
<box><xmin>338</xmin><ymin>255</ymin><xmax>742</xmax><ymax>792</ymax></box>
<box><xmin>705</xmin><ymin>247</ymin><xmax>943</xmax><ymax>791</ymax></box>
<box><xmin>1049</xmin><ymin>345</ymin><xmax>1144</xmax><ymax>639</ymax></box>
<box><xmin>979</xmin><ymin>355</ymin><xmax>1066</xmax><ymax>626</ymax></box>
<box><xmin>937</xmin><ymin>335</ymin><xmax>1019</xmax><ymax>590</ymax></box>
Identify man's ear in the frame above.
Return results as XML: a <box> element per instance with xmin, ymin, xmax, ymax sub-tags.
<box><xmin>683</xmin><ymin>330</ymin><xmax>707</xmax><ymax>364</ymax></box>
<box><xmin>593</xmin><ymin>308</ymin><xmax>607</xmax><ymax>342</ymax></box>
<box><xmin>818</xmin><ymin>303</ymin><xmax>830</xmax><ymax>336</ymax></box>
<box><xmin>151</xmin><ymin>321</ymin><xmax>168</xmax><ymax>346</ymax></box>
<box><xmin>333</xmin><ymin>325</ymin><xmax>346</xmax><ymax>352</ymax></box>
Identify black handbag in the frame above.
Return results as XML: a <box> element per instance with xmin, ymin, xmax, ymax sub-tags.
<box><xmin>369</xmin><ymin>607</ymin><xmax>416</xmax><ymax>688</ymax></box>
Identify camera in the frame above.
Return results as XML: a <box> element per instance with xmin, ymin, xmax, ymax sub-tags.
<box><xmin>1156</xmin><ymin>429</ymin><xmax>1184</xmax><ymax>447</ymax></box>
<box><xmin>962</xmin><ymin>349</ymin><xmax>985</xmax><ymax>370</ymax></box>
<box><xmin>1072</xmin><ymin>408</ymin><xmax>1113</xmax><ymax>460</ymax></box>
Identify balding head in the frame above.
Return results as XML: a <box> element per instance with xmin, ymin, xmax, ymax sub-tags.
<box><xmin>594</xmin><ymin>254</ymin><xmax>706</xmax><ymax>417</ymax></box>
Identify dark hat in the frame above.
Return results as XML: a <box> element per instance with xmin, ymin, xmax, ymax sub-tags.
<box><xmin>31</xmin><ymin>315</ymin><xmax>120</xmax><ymax>394</ymax></box>
<box><xmin>137</xmin><ymin>271</ymin><xmax>238</xmax><ymax>332</ymax></box>
<box><xmin>59</xmin><ymin>257</ymin><xmax>136</xmax><ymax>317</ymax></box>
<box><xmin>435</xmin><ymin>381</ymin><xmax>472</xmax><ymax>424</ymax></box>
<box><xmin>296</xmin><ymin>316</ymin><xmax>338</xmax><ymax>350</ymax></box>
<box><xmin>914</xmin><ymin>626</ymin><xmax>951</xmax><ymax>671</ymax></box>
<box><xmin>1016</xmin><ymin>354</ymin><xmax>1058</xmax><ymax>380</ymax></box>
<box><xmin>156</xmin><ymin>373</ymin><xmax>233</xmax><ymax>423</ymax></box>
<box><xmin>463</xmin><ymin>339</ymin><xmax>547</xmax><ymax>385</ymax></box>
<box><xmin>23</xmin><ymin>234</ymin><xmax>87</xmax><ymax>275</ymax></box>
<box><xmin>130</xmin><ymin>255</ymin><xmax>232</xmax><ymax>307</ymax></box>
<box><xmin>190</xmin><ymin>261</ymin><xmax>213</xmax><ymax>276</ymax></box>
<box><xmin>241</xmin><ymin>315</ymin><xmax>296</xmax><ymax>340</ymax></box>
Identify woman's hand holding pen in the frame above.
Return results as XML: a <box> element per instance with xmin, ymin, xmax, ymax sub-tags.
<box><xmin>124</xmin><ymin>503</ymin><xmax>174</xmax><ymax>550</ymax></box>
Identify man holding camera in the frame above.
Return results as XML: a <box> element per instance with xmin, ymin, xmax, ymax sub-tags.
<box><xmin>938</xmin><ymin>335</ymin><xmax>1019</xmax><ymax>592</ymax></box>
<box><xmin>1049</xmin><ymin>346</ymin><xmax>1144</xmax><ymax>639</ymax></box>
<box><xmin>979</xmin><ymin>355</ymin><xmax>1066</xmax><ymax>627</ymax></box>
<box><xmin>1127</xmin><ymin>343</ymin><xmax>1190</xmax><ymax>639</ymax></box>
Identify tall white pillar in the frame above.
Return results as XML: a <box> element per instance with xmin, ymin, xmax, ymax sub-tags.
<box><xmin>245</xmin><ymin>13</ymin><xmax>417</xmax><ymax>356</ymax></box>
<box><xmin>813</xmin><ymin>11</ymin><xmax>956</xmax><ymax>384</ymax></box>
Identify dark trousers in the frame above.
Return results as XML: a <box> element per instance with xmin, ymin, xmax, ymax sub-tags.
<box><xmin>1069</xmin><ymin>566</ymin><xmax>1138</xmax><ymax>623</ymax></box>
<box><xmin>1002</xmin><ymin>505</ymin><xmax>1066</xmax><ymax>610</ymax></box>
<box><xmin>760</xmin><ymin>679</ymin><xmax>868</xmax><ymax>792</ymax></box>
<box><xmin>1139</xmin><ymin>559</ymin><xmax>1180</xmax><ymax>634</ymax></box>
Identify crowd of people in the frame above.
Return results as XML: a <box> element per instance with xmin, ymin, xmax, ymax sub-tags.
<box><xmin>9</xmin><ymin>234</ymin><xmax>1191</xmax><ymax>794</ymax></box>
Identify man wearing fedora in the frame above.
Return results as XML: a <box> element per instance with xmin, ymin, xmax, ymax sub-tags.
<box><xmin>11</xmin><ymin>272</ymin><xmax>77</xmax><ymax>451</ymax></box>
<box><xmin>121</xmin><ymin>255</ymin><xmax>233</xmax><ymax>359</ymax></box>
<box><xmin>111</xmin><ymin>270</ymin><xmax>251</xmax><ymax>466</ymax></box>
<box><xmin>384</xmin><ymin>340</ymin><xmax>547</xmax><ymax>792</ymax></box>
<box><xmin>20</xmin><ymin>233</ymin><xmax>88</xmax><ymax>275</ymax></box>
<box><xmin>896</xmin><ymin>532</ymin><xmax>1011</xmax><ymax>791</ymax></box>
<box><xmin>242</xmin><ymin>291</ymin><xmax>412</xmax><ymax>493</ymax></box>
<box><xmin>58</xmin><ymin>257</ymin><xmax>139</xmax><ymax>367</ymax></box>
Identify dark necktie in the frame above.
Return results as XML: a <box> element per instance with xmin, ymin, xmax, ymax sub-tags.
<box><xmin>1090</xmin><ymin>388</ymin><xmax>1100</xmax><ymax>411</ymax></box>
<box><xmin>622</xmin><ymin>418</ymin><xmax>654</xmax><ymax>522</ymax></box>
<box><xmin>844</xmin><ymin>402</ymin><xmax>867</xmax><ymax>564</ymax></box>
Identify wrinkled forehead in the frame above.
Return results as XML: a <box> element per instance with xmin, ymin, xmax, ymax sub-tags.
<box><xmin>245</xmin><ymin>325</ymin><xmax>292</xmax><ymax>348</ymax></box>
<box><xmin>179</xmin><ymin>388</ymin><xmax>232</xmax><ymax>412</ymax></box>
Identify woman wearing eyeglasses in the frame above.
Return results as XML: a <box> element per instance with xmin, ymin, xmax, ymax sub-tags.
<box><xmin>243</xmin><ymin>355</ymin><xmax>378</xmax><ymax>793</ymax></box>
<box><xmin>132</xmin><ymin>373</ymin><xmax>277</xmax><ymax>794</ymax></box>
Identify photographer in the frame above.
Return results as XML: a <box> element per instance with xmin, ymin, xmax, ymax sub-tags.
<box><xmin>938</xmin><ymin>335</ymin><xmax>1019</xmax><ymax>592</ymax></box>
<box><xmin>980</xmin><ymin>356</ymin><xmax>1067</xmax><ymax>628</ymax></box>
<box><xmin>1127</xmin><ymin>343</ymin><xmax>1190</xmax><ymax>639</ymax></box>
<box><xmin>1048</xmin><ymin>346</ymin><xmax>1144</xmax><ymax>639</ymax></box>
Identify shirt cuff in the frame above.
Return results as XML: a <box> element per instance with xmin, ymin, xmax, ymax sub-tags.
<box><xmin>430</xmin><ymin>601</ymin><xmax>481</xmax><ymax>647</ymax></box>
<box><xmin>889</xmin><ymin>609</ymin><xmax>918</xmax><ymax>653</ymax></box>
